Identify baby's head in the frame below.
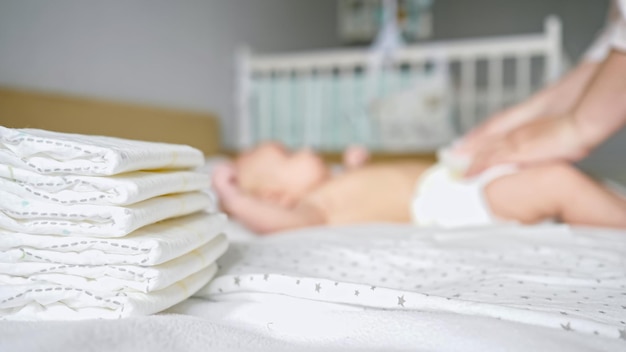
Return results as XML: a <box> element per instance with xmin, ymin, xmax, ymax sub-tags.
<box><xmin>234</xmin><ymin>142</ymin><xmax>330</xmax><ymax>207</ymax></box>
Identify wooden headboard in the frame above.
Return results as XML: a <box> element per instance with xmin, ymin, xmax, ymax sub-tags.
<box><xmin>0</xmin><ymin>87</ymin><xmax>221</xmax><ymax>156</ymax></box>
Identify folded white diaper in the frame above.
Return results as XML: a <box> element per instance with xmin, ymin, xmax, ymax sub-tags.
<box><xmin>0</xmin><ymin>127</ymin><xmax>205</xmax><ymax>176</ymax></box>
<box><xmin>0</xmin><ymin>263</ymin><xmax>218</xmax><ymax>320</ymax></box>
<box><xmin>412</xmin><ymin>146</ymin><xmax>518</xmax><ymax>227</ymax></box>
<box><xmin>0</xmin><ymin>212</ymin><xmax>227</xmax><ymax>265</ymax></box>
<box><xmin>0</xmin><ymin>189</ymin><xmax>215</xmax><ymax>237</ymax></box>
<box><xmin>0</xmin><ymin>164</ymin><xmax>211</xmax><ymax>206</ymax></box>
<box><xmin>0</xmin><ymin>234</ymin><xmax>228</xmax><ymax>293</ymax></box>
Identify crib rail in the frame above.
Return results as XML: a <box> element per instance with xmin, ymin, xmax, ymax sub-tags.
<box><xmin>237</xmin><ymin>16</ymin><xmax>563</xmax><ymax>151</ymax></box>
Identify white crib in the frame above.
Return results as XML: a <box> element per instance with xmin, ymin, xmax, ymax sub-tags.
<box><xmin>236</xmin><ymin>16</ymin><xmax>564</xmax><ymax>152</ymax></box>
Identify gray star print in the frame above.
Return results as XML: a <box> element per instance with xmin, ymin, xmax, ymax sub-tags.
<box><xmin>560</xmin><ymin>322</ymin><xmax>572</xmax><ymax>331</ymax></box>
<box><xmin>354</xmin><ymin>290</ymin><xmax>360</xmax><ymax>296</ymax></box>
<box><xmin>234</xmin><ymin>277</ymin><xmax>240</xmax><ymax>286</ymax></box>
<box><xmin>397</xmin><ymin>295</ymin><xmax>405</xmax><ymax>307</ymax></box>
<box><xmin>315</xmin><ymin>283</ymin><xmax>321</xmax><ymax>293</ymax></box>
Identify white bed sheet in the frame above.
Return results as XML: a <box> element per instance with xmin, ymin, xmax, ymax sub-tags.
<box><xmin>3</xmin><ymin>295</ymin><xmax>622</xmax><ymax>352</ymax></box>
<box><xmin>2</xmin><ymin>223</ymin><xmax>625</xmax><ymax>351</ymax></box>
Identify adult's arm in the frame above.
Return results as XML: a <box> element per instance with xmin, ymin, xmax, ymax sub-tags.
<box><xmin>465</xmin><ymin>49</ymin><xmax>626</xmax><ymax>177</ymax></box>
<box><xmin>457</xmin><ymin>1</ymin><xmax>619</xmax><ymax>154</ymax></box>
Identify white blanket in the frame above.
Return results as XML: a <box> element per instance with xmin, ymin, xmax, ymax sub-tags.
<box><xmin>0</xmin><ymin>164</ymin><xmax>211</xmax><ymax>205</ymax></box>
<box><xmin>197</xmin><ymin>224</ymin><xmax>626</xmax><ymax>342</ymax></box>
<box><xmin>0</xmin><ymin>212</ymin><xmax>227</xmax><ymax>265</ymax></box>
<box><xmin>0</xmin><ymin>126</ymin><xmax>205</xmax><ymax>176</ymax></box>
<box><xmin>0</xmin><ymin>190</ymin><xmax>214</xmax><ymax>237</ymax></box>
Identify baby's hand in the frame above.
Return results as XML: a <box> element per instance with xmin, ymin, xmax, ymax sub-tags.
<box><xmin>211</xmin><ymin>163</ymin><xmax>240</xmax><ymax>198</ymax></box>
<box><xmin>343</xmin><ymin>145</ymin><xmax>370</xmax><ymax>169</ymax></box>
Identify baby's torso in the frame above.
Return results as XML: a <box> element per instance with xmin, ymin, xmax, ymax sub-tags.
<box><xmin>303</xmin><ymin>162</ymin><xmax>431</xmax><ymax>225</ymax></box>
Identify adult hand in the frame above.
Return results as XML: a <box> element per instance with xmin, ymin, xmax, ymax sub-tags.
<box><xmin>464</xmin><ymin>114</ymin><xmax>590</xmax><ymax>177</ymax></box>
<box><xmin>456</xmin><ymin>60</ymin><xmax>601</xmax><ymax>157</ymax></box>
<box><xmin>456</xmin><ymin>102</ymin><xmax>544</xmax><ymax>155</ymax></box>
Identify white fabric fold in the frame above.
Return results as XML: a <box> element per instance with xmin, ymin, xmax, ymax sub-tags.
<box><xmin>0</xmin><ymin>234</ymin><xmax>228</xmax><ymax>293</ymax></box>
<box><xmin>0</xmin><ymin>263</ymin><xmax>218</xmax><ymax>320</ymax></box>
<box><xmin>0</xmin><ymin>126</ymin><xmax>205</xmax><ymax>176</ymax></box>
<box><xmin>0</xmin><ymin>190</ymin><xmax>214</xmax><ymax>237</ymax></box>
<box><xmin>198</xmin><ymin>225</ymin><xmax>626</xmax><ymax>341</ymax></box>
<box><xmin>0</xmin><ymin>164</ymin><xmax>211</xmax><ymax>205</ymax></box>
<box><xmin>0</xmin><ymin>212</ymin><xmax>227</xmax><ymax>265</ymax></box>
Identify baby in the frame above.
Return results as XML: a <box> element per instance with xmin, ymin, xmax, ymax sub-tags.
<box><xmin>212</xmin><ymin>141</ymin><xmax>626</xmax><ymax>234</ymax></box>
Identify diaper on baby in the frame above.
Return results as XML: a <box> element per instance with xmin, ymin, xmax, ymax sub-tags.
<box><xmin>411</xmin><ymin>147</ymin><xmax>517</xmax><ymax>227</ymax></box>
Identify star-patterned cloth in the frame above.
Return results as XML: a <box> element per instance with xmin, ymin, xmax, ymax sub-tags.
<box><xmin>196</xmin><ymin>224</ymin><xmax>626</xmax><ymax>341</ymax></box>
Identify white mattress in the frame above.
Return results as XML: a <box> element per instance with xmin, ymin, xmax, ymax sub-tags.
<box><xmin>2</xmin><ymin>223</ymin><xmax>626</xmax><ymax>351</ymax></box>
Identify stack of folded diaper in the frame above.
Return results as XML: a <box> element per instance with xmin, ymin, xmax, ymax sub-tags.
<box><xmin>0</xmin><ymin>127</ymin><xmax>228</xmax><ymax>320</ymax></box>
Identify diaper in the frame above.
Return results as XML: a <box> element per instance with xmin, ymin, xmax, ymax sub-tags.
<box><xmin>411</xmin><ymin>148</ymin><xmax>518</xmax><ymax>228</ymax></box>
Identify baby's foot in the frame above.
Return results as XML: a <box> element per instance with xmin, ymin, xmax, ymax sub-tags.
<box><xmin>343</xmin><ymin>145</ymin><xmax>370</xmax><ymax>169</ymax></box>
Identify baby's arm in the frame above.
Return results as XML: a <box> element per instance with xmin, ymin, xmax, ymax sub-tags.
<box><xmin>212</xmin><ymin>163</ymin><xmax>325</xmax><ymax>234</ymax></box>
<box><xmin>485</xmin><ymin>163</ymin><xmax>626</xmax><ymax>228</ymax></box>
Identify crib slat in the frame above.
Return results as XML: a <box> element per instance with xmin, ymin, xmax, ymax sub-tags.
<box><xmin>315</xmin><ymin>69</ymin><xmax>331</xmax><ymax>149</ymax></box>
<box><xmin>545</xmin><ymin>15</ymin><xmax>562</xmax><ymax>83</ymax></box>
<box><xmin>292</xmin><ymin>70</ymin><xmax>305</xmax><ymax>147</ymax></box>
<box><xmin>460</xmin><ymin>59</ymin><xmax>476</xmax><ymax>133</ymax></box>
<box><xmin>516</xmin><ymin>54</ymin><xmax>531</xmax><ymax>102</ymax></box>
<box><xmin>259</xmin><ymin>75</ymin><xmax>270</xmax><ymax>143</ymax></box>
<box><xmin>306</xmin><ymin>70</ymin><xmax>320</xmax><ymax>148</ymax></box>
<box><xmin>276</xmin><ymin>72</ymin><xmax>290</xmax><ymax>147</ymax></box>
<box><xmin>339</xmin><ymin>66</ymin><xmax>354</xmax><ymax>149</ymax></box>
<box><xmin>488</xmin><ymin>57</ymin><xmax>503</xmax><ymax>117</ymax></box>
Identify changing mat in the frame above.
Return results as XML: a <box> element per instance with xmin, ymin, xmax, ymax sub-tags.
<box><xmin>0</xmin><ymin>126</ymin><xmax>204</xmax><ymax>176</ymax></box>
<box><xmin>197</xmin><ymin>224</ymin><xmax>626</xmax><ymax>341</ymax></box>
<box><xmin>0</xmin><ymin>190</ymin><xmax>214</xmax><ymax>237</ymax></box>
<box><xmin>0</xmin><ymin>164</ymin><xmax>211</xmax><ymax>205</ymax></box>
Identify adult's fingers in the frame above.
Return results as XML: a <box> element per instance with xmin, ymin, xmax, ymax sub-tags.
<box><xmin>464</xmin><ymin>140</ymin><xmax>517</xmax><ymax>177</ymax></box>
<box><xmin>454</xmin><ymin>116</ymin><xmax>513</xmax><ymax>156</ymax></box>
<box><xmin>452</xmin><ymin>131</ymin><xmax>480</xmax><ymax>154</ymax></box>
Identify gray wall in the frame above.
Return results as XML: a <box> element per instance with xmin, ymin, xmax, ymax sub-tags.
<box><xmin>0</xmin><ymin>0</ymin><xmax>619</xmax><ymax>169</ymax></box>
<box><xmin>0</xmin><ymin>0</ymin><xmax>340</xmax><ymax>147</ymax></box>
<box><xmin>432</xmin><ymin>0</ymin><xmax>608</xmax><ymax>61</ymax></box>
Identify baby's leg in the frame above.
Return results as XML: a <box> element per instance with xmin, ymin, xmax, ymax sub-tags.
<box><xmin>212</xmin><ymin>163</ymin><xmax>325</xmax><ymax>234</ymax></box>
<box><xmin>485</xmin><ymin>163</ymin><xmax>626</xmax><ymax>228</ymax></box>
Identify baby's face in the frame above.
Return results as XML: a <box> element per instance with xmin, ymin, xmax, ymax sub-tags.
<box><xmin>235</xmin><ymin>142</ymin><xmax>329</xmax><ymax>207</ymax></box>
